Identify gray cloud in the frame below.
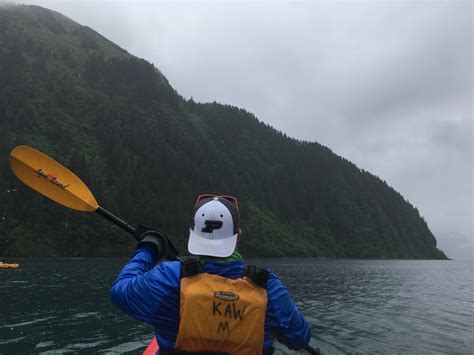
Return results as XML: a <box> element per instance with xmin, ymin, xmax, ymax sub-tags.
<box><xmin>10</xmin><ymin>0</ymin><xmax>473</xmax><ymax>259</ymax></box>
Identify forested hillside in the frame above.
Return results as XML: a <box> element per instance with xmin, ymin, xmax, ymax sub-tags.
<box><xmin>0</xmin><ymin>5</ymin><xmax>447</xmax><ymax>259</ymax></box>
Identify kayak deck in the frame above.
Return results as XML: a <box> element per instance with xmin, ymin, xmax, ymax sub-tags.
<box><xmin>143</xmin><ymin>336</ymin><xmax>159</xmax><ymax>355</ymax></box>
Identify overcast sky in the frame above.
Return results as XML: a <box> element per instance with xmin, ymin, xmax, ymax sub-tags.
<box><xmin>8</xmin><ymin>0</ymin><xmax>473</xmax><ymax>259</ymax></box>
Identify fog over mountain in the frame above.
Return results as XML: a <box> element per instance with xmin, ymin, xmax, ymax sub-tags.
<box><xmin>6</xmin><ymin>1</ymin><xmax>473</xmax><ymax>259</ymax></box>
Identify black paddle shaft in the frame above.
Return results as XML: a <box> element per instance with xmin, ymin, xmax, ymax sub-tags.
<box><xmin>305</xmin><ymin>345</ymin><xmax>322</xmax><ymax>354</ymax></box>
<box><xmin>96</xmin><ymin>206</ymin><xmax>137</xmax><ymax>237</ymax></box>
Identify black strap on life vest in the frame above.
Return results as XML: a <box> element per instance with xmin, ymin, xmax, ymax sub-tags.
<box><xmin>179</xmin><ymin>256</ymin><xmax>204</xmax><ymax>278</ymax></box>
<box><xmin>179</xmin><ymin>255</ymin><xmax>269</xmax><ymax>290</ymax></box>
<box><xmin>244</xmin><ymin>265</ymin><xmax>270</xmax><ymax>289</ymax></box>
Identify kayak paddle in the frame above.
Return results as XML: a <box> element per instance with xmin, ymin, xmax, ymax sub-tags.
<box><xmin>9</xmin><ymin>145</ymin><xmax>138</xmax><ymax>238</ymax></box>
<box><xmin>9</xmin><ymin>145</ymin><xmax>321</xmax><ymax>354</ymax></box>
<box><xmin>306</xmin><ymin>344</ymin><xmax>322</xmax><ymax>354</ymax></box>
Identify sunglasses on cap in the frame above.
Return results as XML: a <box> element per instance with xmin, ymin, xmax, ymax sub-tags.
<box><xmin>195</xmin><ymin>194</ymin><xmax>239</xmax><ymax>210</ymax></box>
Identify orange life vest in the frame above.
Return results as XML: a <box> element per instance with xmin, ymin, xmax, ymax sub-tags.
<box><xmin>175</xmin><ymin>262</ymin><xmax>268</xmax><ymax>355</ymax></box>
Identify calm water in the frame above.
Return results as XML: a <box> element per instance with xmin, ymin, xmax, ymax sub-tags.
<box><xmin>0</xmin><ymin>259</ymin><xmax>472</xmax><ymax>354</ymax></box>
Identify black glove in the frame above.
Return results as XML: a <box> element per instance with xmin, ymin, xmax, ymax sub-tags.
<box><xmin>135</xmin><ymin>225</ymin><xmax>179</xmax><ymax>261</ymax></box>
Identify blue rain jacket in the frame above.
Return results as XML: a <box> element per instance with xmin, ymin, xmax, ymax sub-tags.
<box><xmin>110</xmin><ymin>247</ymin><xmax>311</xmax><ymax>351</ymax></box>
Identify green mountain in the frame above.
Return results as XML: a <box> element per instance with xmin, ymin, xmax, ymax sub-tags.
<box><xmin>0</xmin><ymin>5</ymin><xmax>447</xmax><ymax>259</ymax></box>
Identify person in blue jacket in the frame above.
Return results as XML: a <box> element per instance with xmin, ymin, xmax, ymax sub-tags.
<box><xmin>110</xmin><ymin>194</ymin><xmax>311</xmax><ymax>354</ymax></box>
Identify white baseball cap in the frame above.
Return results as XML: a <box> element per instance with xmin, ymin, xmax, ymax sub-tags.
<box><xmin>188</xmin><ymin>196</ymin><xmax>240</xmax><ymax>257</ymax></box>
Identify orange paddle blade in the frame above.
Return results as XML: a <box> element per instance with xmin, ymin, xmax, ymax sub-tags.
<box><xmin>9</xmin><ymin>145</ymin><xmax>99</xmax><ymax>212</ymax></box>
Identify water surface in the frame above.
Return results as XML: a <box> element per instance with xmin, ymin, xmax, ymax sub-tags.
<box><xmin>1</xmin><ymin>259</ymin><xmax>472</xmax><ymax>354</ymax></box>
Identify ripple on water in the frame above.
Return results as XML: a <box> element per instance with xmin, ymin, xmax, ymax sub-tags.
<box><xmin>100</xmin><ymin>340</ymin><xmax>148</xmax><ymax>354</ymax></box>
<box><xmin>35</xmin><ymin>341</ymin><xmax>56</xmax><ymax>349</ymax></box>
<box><xmin>0</xmin><ymin>336</ymin><xmax>27</xmax><ymax>345</ymax></box>
<box><xmin>72</xmin><ymin>312</ymin><xmax>100</xmax><ymax>319</ymax></box>
<box><xmin>39</xmin><ymin>350</ymin><xmax>75</xmax><ymax>355</ymax></box>
<box><xmin>65</xmin><ymin>340</ymin><xmax>110</xmax><ymax>349</ymax></box>
<box><xmin>3</xmin><ymin>316</ymin><xmax>56</xmax><ymax>328</ymax></box>
<box><xmin>7</xmin><ymin>280</ymin><xmax>28</xmax><ymax>284</ymax></box>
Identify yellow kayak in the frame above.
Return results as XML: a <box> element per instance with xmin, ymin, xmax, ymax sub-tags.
<box><xmin>0</xmin><ymin>262</ymin><xmax>19</xmax><ymax>268</ymax></box>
